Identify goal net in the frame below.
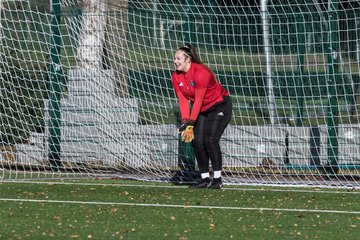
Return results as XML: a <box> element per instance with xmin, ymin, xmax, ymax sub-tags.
<box><xmin>1</xmin><ymin>0</ymin><xmax>360</xmax><ymax>188</ymax></box>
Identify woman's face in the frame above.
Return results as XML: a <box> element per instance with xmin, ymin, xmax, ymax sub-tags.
<box><xmin>173</xmin><ymin>50</ymin><xmax>191</xmax><ymax>72</ymax></box>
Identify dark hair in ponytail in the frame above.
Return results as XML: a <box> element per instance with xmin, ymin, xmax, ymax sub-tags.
<box><xmin>178</xmin><ymin>44</ymin><xmax>218</xmax><ymax>82</ymax></box>
<box><xmin>178</xmin><ymin>44</ymin><xmax>203</xmax><ymax>64</ymax></box>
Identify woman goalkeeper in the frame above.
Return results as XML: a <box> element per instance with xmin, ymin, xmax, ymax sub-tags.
<box><xmin>171</xmin><ymin>44</ymin><xmax>232</xmax><ymax>189</ymax></box>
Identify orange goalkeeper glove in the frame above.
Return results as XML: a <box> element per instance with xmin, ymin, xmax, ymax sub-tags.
<box><xmin>181</xmin><ymin>125</ymin><xmax>194</xmax><ymax>143</ymax></box>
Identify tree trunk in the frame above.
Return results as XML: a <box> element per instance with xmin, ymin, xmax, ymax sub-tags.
<box><xmin>106</xmin><ymin>0</ymin><xmax>129</xmax><ymax>97</ymax></box>
<box><xmin>76</xmin><ymin>0</ymin><xmax>107</xmax><ymax>69</ymax></box>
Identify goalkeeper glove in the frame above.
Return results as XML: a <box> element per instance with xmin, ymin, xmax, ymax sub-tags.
<box><xmin>181</xmin><ymin>125</ymin><xmax>194</xmax><ymax>143</ymax></box>
<box><xmin>179</xmin><ymin>123</ymin><xmax>189</xmax><ymax>133</ymax></box>
<box><xmin>179</xmin><ymin>119</ymin><xmax>195</xmax><ymax>132</ymax></box>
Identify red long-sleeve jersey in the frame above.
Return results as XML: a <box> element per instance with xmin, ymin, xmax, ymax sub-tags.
<box><xmin>172</xmin><ymin>63</ymin><xmax>229</xmax><ymax>123</ymax></box>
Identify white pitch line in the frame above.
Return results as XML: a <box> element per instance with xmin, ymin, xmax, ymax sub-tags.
<box><xmin>0</xmin><ymin>198</ymin><xmax>360</xmax><ymax>215</ymax></box>
<box><xmin>1</xmin><ymin>180</ymin><xmax>360</xmax><ymax>195</ymax></box>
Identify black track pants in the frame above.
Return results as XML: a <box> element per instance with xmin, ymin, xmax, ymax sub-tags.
<box><xmin>192</xmin><ymin>96</ymin><xmax>232</xmax><ymax>173</ymax></box>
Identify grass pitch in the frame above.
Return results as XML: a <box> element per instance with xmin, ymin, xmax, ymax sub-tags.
<box><xmin>1</xmin><ymin>179</ymin><xmax>360</xmax><ymax>240</ymax></box>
